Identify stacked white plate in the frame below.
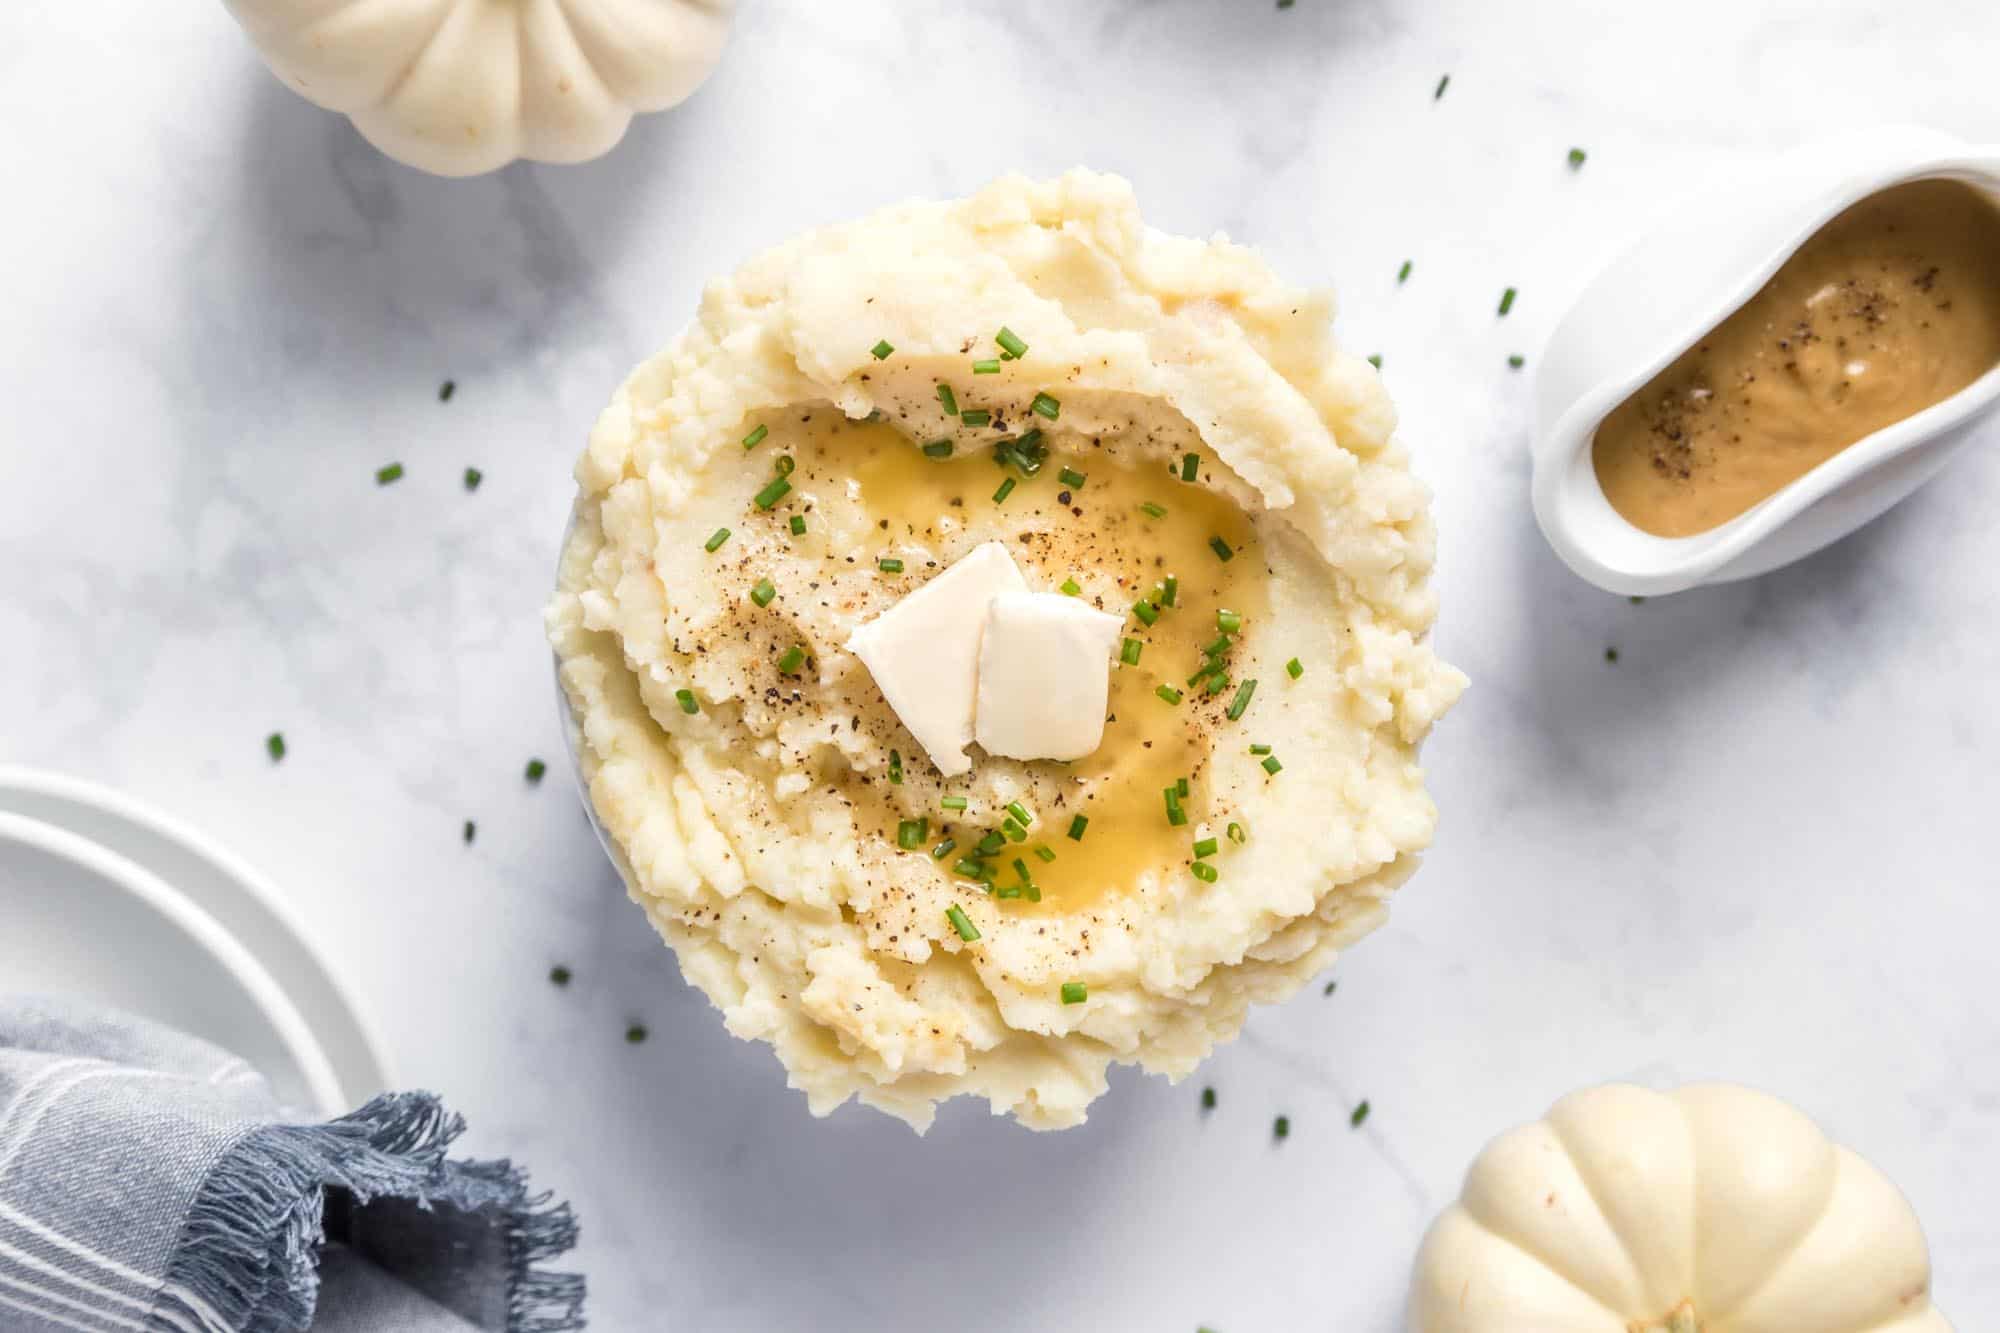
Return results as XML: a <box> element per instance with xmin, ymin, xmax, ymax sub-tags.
<box><xmin>0</xmin><ymin>769</ymin><xmax>387</xmax><ymax>1114</ymax></box>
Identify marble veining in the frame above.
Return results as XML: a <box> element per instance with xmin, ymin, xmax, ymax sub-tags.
<box><xmin>2</xmin><ymin>1</ymin><xmax>1996</xmax><ymax>1327</ymax></box>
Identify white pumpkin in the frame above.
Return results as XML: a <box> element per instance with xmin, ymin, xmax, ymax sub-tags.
<box><xmin>223</xmin><ymin>0</ymin><xmax>735</xmax><ymax>177</ymax></box>
<box><xmin>1409</xmin><ymin>1084</ymin><xmax>1951</xmax><ymax>1333</ymax></box>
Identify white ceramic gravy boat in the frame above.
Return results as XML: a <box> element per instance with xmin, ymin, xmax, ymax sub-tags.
<box><xmin>1532</xmin><ymin>128</ymin><xmax>2000</xmax><ymax>596</ymax></box>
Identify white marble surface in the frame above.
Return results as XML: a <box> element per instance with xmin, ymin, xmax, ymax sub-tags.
<box><xmin>5</xmin><ymin>1</ymin><xmax>1998</xmax><ymax>1328</ymax></box>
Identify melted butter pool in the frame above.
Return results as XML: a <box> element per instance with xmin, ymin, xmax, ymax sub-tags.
<box><xmin>764</xmin><ymin>410</ymin><xmax>1268</xmax><ymax>915</ymax></box>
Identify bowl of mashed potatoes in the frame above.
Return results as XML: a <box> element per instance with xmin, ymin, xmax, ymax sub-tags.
<box><xmin>547</xmin><ymin>171</ymin><xmax>1464</xmax><ymax>1130</ymax></box>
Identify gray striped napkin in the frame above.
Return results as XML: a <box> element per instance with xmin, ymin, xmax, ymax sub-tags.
<box><xmin>0</xmin><ymin>996</ymin><xmax>582</xmax><ymax>1332</ymax></box>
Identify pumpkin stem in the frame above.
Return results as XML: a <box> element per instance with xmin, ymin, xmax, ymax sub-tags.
<box><xmin>1630</xmin><ymin>1302</ymin><xmax>1699</xmax><ymax>1333</ymax></box>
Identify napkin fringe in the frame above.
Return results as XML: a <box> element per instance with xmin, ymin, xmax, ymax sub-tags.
<box><xmin>158</xmin><ymin>1092</ymin><xmax>584</xmax><ymax>1333</ymax></box>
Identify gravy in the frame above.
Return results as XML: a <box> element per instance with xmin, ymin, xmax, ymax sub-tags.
<box><xmin>1593</xmin><ymin>178</ymin><xmax>2000</xmax><ymax>537</ymax></box>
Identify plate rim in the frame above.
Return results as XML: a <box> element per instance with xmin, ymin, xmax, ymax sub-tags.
<box><xmin>0</xmin><ymin>767</ymin><xmax>391</xmax><ymax>1108</ymax></box>
<box><xmin>0</xmin><ymin>809</ymin><xmax>348</xmax><ymax>1113</ymax></box>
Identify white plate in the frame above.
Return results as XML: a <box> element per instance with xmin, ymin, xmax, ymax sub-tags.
<box><xmin>0</xmin><ymin>769</ymin><xmax>388</xmax><ymax>1113</ymax></box>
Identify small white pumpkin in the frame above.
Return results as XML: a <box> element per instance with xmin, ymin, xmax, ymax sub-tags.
<box><xmin>223</xmin><ymin>0</ymin><xmax>735</xmax><ymax>177</ymax></box>
<box><xmin>1409</xmin><ymin>1083</ymin><xmax>1951</xmax><ymax>1333</ymax></box>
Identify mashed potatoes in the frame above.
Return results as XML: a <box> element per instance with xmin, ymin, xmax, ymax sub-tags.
<box><xmin>548</xmin><ymin>171</ymin><xmax>1464</xmax><ymax>1130</ymax></box>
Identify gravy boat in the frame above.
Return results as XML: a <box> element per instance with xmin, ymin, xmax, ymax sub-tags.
<box><xmin>1532</xmin><ymin>128</ymin><xmax>2000</xmax><ymax>596</ymax></box>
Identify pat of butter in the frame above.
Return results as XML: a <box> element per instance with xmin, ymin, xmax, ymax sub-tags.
<box><xmin>974</xmin><ymin>592</ymin><xmax>1124</xmax><ymax>763</ymax></box>
<box><xmin>845</xmin><ymin>541</ymin><xmax>1028</xmax><ymax>778</ymax></box>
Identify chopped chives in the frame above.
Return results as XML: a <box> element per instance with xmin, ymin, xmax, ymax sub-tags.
<box><xmin>1139</xmin><ymin>501</ymin><xmax>1167</xmax><ymax>519</ymax></box>
<box><xmin>1003</xmin><ymin>818</ymin><xmax>1027</xmax><ymax>842</ymax></box>
<box><xmin>1261</xmin><ymin>754</ymin><xmax>1283</xmax><ymax>775</ymax></box>
<box><xmin>942</xmin><ymin>795</ymin><xmax>969</xmax><ymax>812</ymax></box>
<box><xmin>704</xmin><ymin>527</ymin><xmax>731</xmax><ymax>552</ymax></box>
<box><xmin>888</xmin><ymin>750</ymin><xmax>903</xmax><ymax>784</ymax></box>
<box><xmin>976</xmin><ymin>830</ymin><xmax>1006</xmax><ymax>856</ymax></box>
<box><xmin>1057</xmin><ymin>467</ymin><xmax>1086</xmax><ymax>488</ymax></box>
<box><xmin>525</xmin><ymin>758</ymin><xmax>546</xmax><ymax>782</ymax></box>
<box><xmin>1067</xmin><ymin>815</ymin><xmax>1089</xmax><ymax>841</ymax></box>
<box><xmin>1226</xmin><ymin>679</ymin><xmax>1258</xmax><ymax>721</ymax></box>
<box><xmin>1285</xmin><ymin>657</ymin><xmax>1304</xmax><ymax>679</ymax></box>
<box><xmin>463</xmin><ymin>820</ymin><xmax>476</xmax><ymax>844</ymax></box>
<box><xmin>1398</xmin><ymin>259</ymin><xmax>1413</xmax><ymax>284</ymax></box>
<box><xmin>777</xmin><ymin>645</ymin><xmax>806</xmax><ymax>674</ymax></box>
<box><xmin>1191</xmin><ymin>861</ymin><xmax>1219</xmax><ymax>883</ymax></box>
<box><xmin>266</xmin><ymin>732</ymin><xmax>286</xmax><ymax>762</ymax></box>
<box><xmin>675</xmin><ymin>689</ymin><xmax>699</xmax><ymax>715</ymax></box>
<box><xmin>1217</xmin><ymin>609</ymin><xmax>1242</xmax><ymax>634</ymax></box>
<box><xmin>1119</xmin><ymin>638</ymin><xmax>1143</xmax><ymax>666</ymax></box>
<box><xmin>1434</xmin><ymin>73</ymin><xmax>1450</xmax><ymax>100</ymax></box>
<box><xmin>1024</xmin><ymin>881</ymin><xmax>1041</xmax><ymax>903</ymax></box>
<box><xmin>1209</xmin><ymin>537</ymin><xmax>1235</xmax><ymax>562</ymax></box>
<box><xmin>879</xmin><ymin>558</ymin><xmax>905</xmax><ymax>573</ymax></box>
<box><xmin>750</xmin><ymin>578</ymin><xmax>777</xmax><ymax>607</ymax></box>
<box><xmin>1032</xmin><ymin>844</ymin><xmax>1056</xmax><ymax>863</ymax></box>
<box><xmin>932</xmin><ymin>837</ymin><xmax>957</xmax><ymax>860</ymax></box>
<box><xmin>375</xmin><ymin>462</ymin><xmax>403</xmax><ymax>485</ymax></box>
<box><xmin>789</xmin><ymin>515</ymin><xmax>807</xmax><ymax>535</ymax></box>
<box><xmin>1180</xmin><ymin>452</ymin><xmax>1199</xmax><ymax>482</ymax></box>
<box><xmin>1156</xmin><ymin>684</ymin><xmax>1182</xmax><ymax>704</ymax></box>
<box><xmin>953</xmin><ymin>858</ymin><xmax>989</xmax><ymax>880</ymax></box>
<box><xmin>1351</xmin><ymin>1100</ymin><xmax>1371</xmax><ymax>1128</ymax></box>
<box><xmin>1508</xmin><ymin>354</ymin><xmax>1525</xmax><ymax>370</ymax></box>
<box><xmin>961</xmin><ymin>409</ymin><xmax>992</xmax><ymax>428</ymax></box>
<box><xmin>1006</xmin><ymin>801</ymin><xmax>1034</xmax><ymax>827</ymax></box>
<box><xmin>946</xmin><ymin>905</ymin><xmax>980</xmax><ymax>941</ymax></box>
<box><xmin>1201</xmin><ymin>1086</ymin><xmax>1216</xmax><ymax>1110</ymax></box>
<box><xmin>996</xmin><ymin>882</ymin><xmax>1023</xmax><ymax>899</ymax></box>
<box><xmin>753</xmin><ymin>477</ymin><xmax>791</xmax><ymax>510</ymax></box>
<box><xmin>742</xmin><ymin>424</ymin><xmax>769</xmax><ymax>450</ymax></box>
<box><xmin>1227</xmin><ymin>822</ymin><xmax>1247</xmax><ymax>844</ymax></box>
<box><xmin>1016</xmin><ymin>428</ymin><xmax>1044</xmax><ymax>451</ymax></box>
<box><xmin>1205</xmin><ymin>671</ymin><xmax>1231</xmax><ymax>696</ymax></box>
<box><xmin>1132</xmin><ymin>599</ymin><xmax>1160</xmax><ymax>626</ymax></box>
<box><xmin>998</xmin><ymin>444</ymin><xmax>1042</xmax><ymax>475</ymax></box>
<box><xmin>463</xmin><ymin>467</ymin><xmax>483</xmax><ymax>491</ymax></box>
<box><xmin>1498</xmin><ymin>287</ymin><xmax>1518</xmax><ymax>316</ymax></box>
<box><xmin>1175</xmin><ymin>776</ymin><xmax>1190</xmax><ymax>798</ymax></box>
<box><xmin>1193</xmin><ymin>837</ymin><xmax>1219</xmax><ymax>858</ymax></box>
<box><xmin>1368</xmin><ymin>354</ymin><xmax>1383</xmax><ymax>369</ymax></box>
<box><xmin>1031</xmin><ymin>393</ymin><xmax>1061</xmax><ymax>421</ymax></box>
<box><xmin>1567</xmin><ymin>147</ymin><xmax>1587</xmax><ymax>169</ymax></box>
<box><xmin>1164</xmin><ymin>787</ymin><xmax>1188</xmax><ymax>826</ymax></box>
<box><xmin>937</xmin><ymin>383</ymin><xmax>959</xmax><ymax>416</ymax></box>
<box><xmin>996</xmin><ymin>327</ymin><xmax>1028</xmax><ymax>359</ymax></box>
<box><xmin>1161</xmin><ymin>575</ymin><xmax>1178</xmax><ymax>606</ymax></box>
<box><xmin>1011</xmin><ymin>856</ymin><xmax>1033</xmax><ymax>883</ymax></box>
<box><xmin>896</xmin><ymin>818</ymin><xmax>928</xmax><ymax>850</ymax></box>
<box><xmin>1060</xmin><ymin>577</ymin><xmax>1082</xmax><ymax>596</ymax></box>
<box><xmin>1249</xmin><ymin>743</ymin><xmax>1272</xmax><ymax>755</ymax></box>
<box><xmin>972</xmin><ymin>359</ymin><xmax>1001</xmax><ymax>374</ymax></box>
<box><xmin>1060</xmin><ymin>982</ymin><xmax>1088</xmax><ymax>1005</ymax></box>
<box><xmin>1203</xmin><ymin>634</ymin><xmax>1233</xmax><ymax>658</ymax></box>
<box><xmin>992</xmin><ymin>477</ymin><xmax>1016</xmax><ymax>504</ymax></box>
<box><xmin>870</xmin><ymin>339</ymin><xmax>895</xmax><ymax>360</ymax></box>
<box><xmin>773</xmin><ymin>454</ymin><xmax>796</xmax><ymax>477</ymax></box>
<box><xmin>922</xmin><ymin>439</ymin><xmax>954</xmax><ymax>458</ymax></box>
